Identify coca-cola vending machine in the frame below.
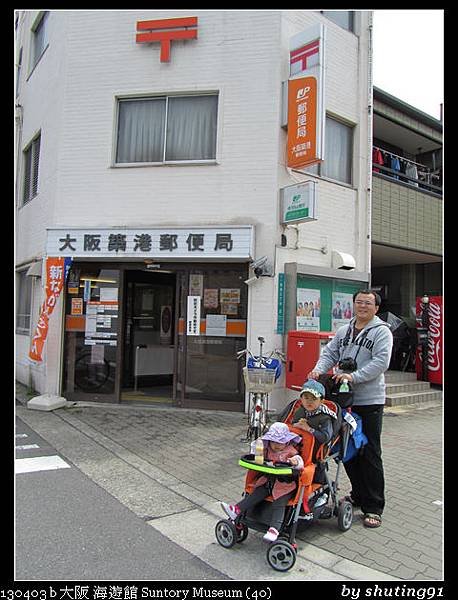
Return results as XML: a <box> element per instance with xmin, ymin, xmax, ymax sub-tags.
<box><xmin>415</xmin><ymin>295</ymin><xmax>442</xmax><ymax>384</ymax></box>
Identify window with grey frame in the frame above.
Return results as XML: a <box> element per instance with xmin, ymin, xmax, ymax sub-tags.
<box><xmin>22</xmin><ymin>134</ymin><xmax>41</xmax><ymax>204</ymax></box>
<box><xmin>116</xmin><ymin>94</ymin><xmax>218</xmax><ymax>164</ymax></box>
<box><xmin>31</xmin><ymin>11</ymin><xmax>49</xmax><ymax>71</ymax></box>
<box><xmin>16</xmin><ymin>270</ymin><xmax>33</xmax><ymax>333</ymax></box>
<box><xmin>305</xmin><ymin>116</ymin><xmax>353</xmax><ymax>185</ymax></box>
<box><xmin>320</xmin><ymin>11</ymin><xmax>354</xmax><ymax>32</ymax></box>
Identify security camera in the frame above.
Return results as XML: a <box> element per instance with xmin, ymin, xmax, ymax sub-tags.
<box><xmin>244</xmin><ymin>276</ymin><xmax>259</xmax><ymax>285</ymax></box>
<box><xmin>250</xmin><ymin>256</ymin><xmax>268</xmax><ymax>270</ymax></box>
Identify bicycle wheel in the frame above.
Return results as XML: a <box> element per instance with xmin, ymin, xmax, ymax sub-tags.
<box><xmin>75</xmin><ymin>352</ymin><xmax>111</xmax><ymax>392</ymax></box>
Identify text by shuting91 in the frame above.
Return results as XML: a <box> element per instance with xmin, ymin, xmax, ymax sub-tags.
<box><xmin>340</xmin><ymin>585</ymin><xmax>444</xmax><ymax>600</ymax></box>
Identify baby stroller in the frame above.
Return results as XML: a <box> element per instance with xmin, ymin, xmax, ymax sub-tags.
<box><xmin>215</xmin><ymin>377</ymin><xmax>357</xmax><ymax>572</ymax></box>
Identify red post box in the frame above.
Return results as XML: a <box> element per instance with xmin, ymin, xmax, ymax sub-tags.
<box><xmin>286</xmin><ymin>330</ymin><xmax>335</xmax><ymax>390</ymax></box>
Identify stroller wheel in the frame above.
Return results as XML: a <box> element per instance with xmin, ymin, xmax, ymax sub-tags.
<box><xmin>266</xmin><ymin>540</ymin><xmax>297</xmax><ymax>572</ymax></box>
<box><xmin>236</xmin><ymin>523</ymin><xmax>249</xmax><ymax>543</ymax></box>
<box><xmin>215</xmin><ymin>519</ymin><xmax>238</xmax><ymax>548</ymax></box>
<box><xmin>337</xmin><ymin>500</ymin><xmax>353</xmax><ymax>531</ymax></box>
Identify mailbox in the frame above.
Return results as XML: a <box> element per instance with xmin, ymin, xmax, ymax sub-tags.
<box><xmin>286</xmin><ymin>330</ymin><xmax>335</xmax><ymax>390</ymax></box>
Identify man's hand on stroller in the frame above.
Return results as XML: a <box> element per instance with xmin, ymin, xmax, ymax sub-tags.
<box><xmin>333</xmin><ymin>373</ymin><xmax>354</xmax><ymax>383</ymax></box>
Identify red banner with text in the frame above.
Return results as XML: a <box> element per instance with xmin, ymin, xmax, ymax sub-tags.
<box><xmin>29</xmin><ymin>257</ymin><xmax>71</xmax><ymax>362</ymax></box>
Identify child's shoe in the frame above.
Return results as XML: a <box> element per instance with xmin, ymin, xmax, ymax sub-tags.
<box><xmin>263</xmin><ymin>527</ymin><xmax>279</xmax><ymax>542</ymax></box>
<box><xmin>220</xmin><ymin>502</ymin><xmax>240</xmax><ymax>520</ymax></box>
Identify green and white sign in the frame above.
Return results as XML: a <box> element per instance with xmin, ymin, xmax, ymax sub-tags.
<box><xmin>280</xmin><ymin>181</ymin><xmax>317</xmax><ymax>224</ymax></box>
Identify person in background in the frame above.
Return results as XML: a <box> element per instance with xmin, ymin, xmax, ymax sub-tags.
<box><xmin>308</xmin><ymin>289</ymin><xmax>393</xmax><ymax>528</ymax></box>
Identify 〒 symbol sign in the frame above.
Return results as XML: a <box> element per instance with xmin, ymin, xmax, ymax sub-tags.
<box><xmin>136</xmin><ymin>16</ymin><xmax>198</xmax><ymax>63</ymax></box>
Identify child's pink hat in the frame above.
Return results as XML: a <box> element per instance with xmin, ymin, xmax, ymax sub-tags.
<box><xmin>261</xmin><ymin>422</ymin><xmax>301</xmax><ymax>444</ymax></box>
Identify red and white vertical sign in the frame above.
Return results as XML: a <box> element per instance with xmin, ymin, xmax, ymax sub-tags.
<box><xmin>415</xmin><ymin>296</ymin><xmax>443</xmax><ymax>384</ymax></box>
<box><xmin>287</xmin><ymin>24</ymin><xmax>325</xmax><ymax>169</ymax></box>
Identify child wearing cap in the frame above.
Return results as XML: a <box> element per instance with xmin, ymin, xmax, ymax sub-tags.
<box><xmin>278</xmin><ymin>379</ymin><xmax>339</xmax><ymax>489</ymax></box>
<box><xmin>220</xmin><ymin>422</ymin><xmax>304</xmax><ymax>542</ymax></box>
<box><xmin>278</xmin><ymin>379</ymin><xmax>338</xmax><ymax>451</ymax></box>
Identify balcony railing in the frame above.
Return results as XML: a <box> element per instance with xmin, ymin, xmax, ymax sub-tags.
<box><xmin>372</xmin><ymin>146</ymin><xmax>442</xmax><ymax>197</ymax></box>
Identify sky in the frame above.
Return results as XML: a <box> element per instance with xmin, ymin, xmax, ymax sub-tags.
<box><xmin>372</xmin><ymin>10</ymin><xmax>443</xmax><ymax>120</ymax></box>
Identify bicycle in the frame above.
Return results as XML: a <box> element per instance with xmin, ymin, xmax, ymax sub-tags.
<box><xmin>237</xmin><ymin>336</ymin><xmax>285</xmax><ymax>443</ymax></box>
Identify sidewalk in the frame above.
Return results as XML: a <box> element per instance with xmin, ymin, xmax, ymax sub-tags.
<box><xmin>15</xmin><ymin>382</ymin><xmax>443</xmax><ymax>581</ymax></box>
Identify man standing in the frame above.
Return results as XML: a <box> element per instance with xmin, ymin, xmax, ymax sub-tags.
<box><xmin>308</xmin><ymin>289</ymin><xmax>393</xmax><ymax>528</ymax></box>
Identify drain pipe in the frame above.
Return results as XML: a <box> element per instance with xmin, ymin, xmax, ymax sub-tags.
<box><xmin>366</xmin><ymin>12</ymin><xmax>374</xmax><ymax>283</ymax></box>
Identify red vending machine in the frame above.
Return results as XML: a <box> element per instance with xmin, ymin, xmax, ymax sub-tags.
<box><xmin>286</xmin><ymin>330</ymin><xmax>335</xmax><ymax>390</ymax></box>
<box><xmin>415</xmin><ymin>296</ymin><xmax>443</xmax><ymax>384</ymax></box>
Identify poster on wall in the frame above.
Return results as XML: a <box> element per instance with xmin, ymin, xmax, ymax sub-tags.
<box><xmin>206</xmin><ymin>314</ymin><xmax>227</xmax><ymax>336</ymax></box>
<box><xmin>296</xmin><ymin>288</ymin><xmax>320</xmax><ymax>331</ymax></box>
<box><xmin>203</xmin><ymin>289</ymin><xmax>218</xmax><ymax>309</ymax></box>
<box><xmin>189</xmin><ymin>274</ymin><xmax>204</xmax><ymax>297</ymax></box>
<box><xmin>331</xmin><ymin>292</ymin><xmax>353</xmax><ymax>332</ymax></box>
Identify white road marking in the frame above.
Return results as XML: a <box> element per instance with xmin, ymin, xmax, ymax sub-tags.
<box><xmin>15</xmin><ymin>455</ymin><xmax>71</xmax><ymax>474</ymax></box>
<box><xmin>15</xmin><ymin>433</ymin><xmax>28</xmax><ymax>438</ymax></box>
<box><xmin>16</xmin><ymin>444</ymin><xmax>40</xmax><ymax>451</ymax></box>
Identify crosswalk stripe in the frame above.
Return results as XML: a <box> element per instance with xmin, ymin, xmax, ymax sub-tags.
<box><xmin>16</xmin><ymin>444</ymin><xmax>40</xmax><ymax>451</ymax></box>
<box><xmin>15</xmin><ymin>433</ymin><xmax>28</xmax><ymax>438</ymax></box>
<box><xmin>15</xmin><ymin>455</ymin><xmax>71</xmax><ymax>474</ymax></box>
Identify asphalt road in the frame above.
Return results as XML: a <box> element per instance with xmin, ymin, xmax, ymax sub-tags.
<box><xmin>15</xmin><ymin>418</ymin><xmax>229</xmax><ymax>581</ymax></box>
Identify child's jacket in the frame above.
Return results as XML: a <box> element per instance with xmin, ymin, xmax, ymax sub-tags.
<box><xmin>253</xmin><ymin>444</ymin><xmax>304</xmax><ymax>500</ymax></box>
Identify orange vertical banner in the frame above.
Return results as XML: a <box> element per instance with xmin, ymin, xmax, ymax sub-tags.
<box><xmin>287</xmin><ymin>76</ymin><xmax>318</xmax><ymax>169</ymax></box>
<box><xmin>29</xmin><ymin>257</ymin><xmax>70</xmax><ymax>362</ymax></box>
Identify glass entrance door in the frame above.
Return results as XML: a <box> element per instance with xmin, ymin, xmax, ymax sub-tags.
<box><xmin>121</xmin><ymin>270</ymin><xmax>176</xmax><ymax>404</ymax></box>
<box><xmin>176</xmin><ymin>266</ymin><xmax>247</xmax><ymax>410</ymax></box>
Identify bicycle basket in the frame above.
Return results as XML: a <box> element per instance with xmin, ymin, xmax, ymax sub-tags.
<box><xmin>246</xmin><ymin>356</ymin><xmax>282</xmax><ymax>381</ymax></box>
<box><xmin>243</xmin><ymin>367</ymin><xmax>277</xmax><ymax>393</ymax></box>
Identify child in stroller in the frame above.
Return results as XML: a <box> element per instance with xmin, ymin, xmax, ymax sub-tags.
<box><xmin>220</xmin><ymin>422</ymin><xmax>304</xmax><ymax>542</ymax></box>
<box><xmin>215</xmin><ymin>379</ymin><xmax>356</xmax><ymax>572</ymax></box>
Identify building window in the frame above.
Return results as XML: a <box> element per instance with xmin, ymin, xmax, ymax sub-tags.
<box><xmin>23</xmin><ymin>134</ymin><xmax>41</xmax><ymax>204</ymax></box>
<box><xmin>321</xmin><ymin>11</ymin><xmax>354</xmax><ymax>32</ymax></box>
<box><xmin>116</xmin><ymin>94</ymin><xmax>218</xmax><ymax>164</ymax></box>
<box><xmin>16</xmin><ymin>270</ymin><xmax>33</xmax><ymax>334</ymax></box>
<box><xmin>305</xmin><ymin>116</ymin><xmax>353</xmax><ymax>185</ymax></box>
<box><xmin>31</xmin><ymin>11</ymin><xmax>49</xmax><ymax>70</ymax></box>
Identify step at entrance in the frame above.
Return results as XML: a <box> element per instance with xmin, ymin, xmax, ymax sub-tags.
<box><xmin>384</xmin><ymin>371</ymin><xmax>442</xmax><ymax>407</ymax></box>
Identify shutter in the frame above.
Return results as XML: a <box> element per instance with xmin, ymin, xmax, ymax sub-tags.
<box><xmin>23</xmin><ymin>146</ymin><xmax>32</xmax><ymax>203</ymax></box>
<box><xmin>32</xmin><ymin>136</ymin><xmax>40</xmax><ymax>197</ymax></box>
<box><xmin>22</xmin><ymin>134</ymin><xmax>40</xmax><ymax>204</ymax></box>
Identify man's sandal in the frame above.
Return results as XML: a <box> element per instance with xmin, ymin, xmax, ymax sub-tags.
<box><xmin>363</xmin><ymin>513</ymin><xmax>382</xmax><ymax>528</ymax></box>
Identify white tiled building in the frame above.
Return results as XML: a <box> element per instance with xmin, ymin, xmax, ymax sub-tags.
<box><xmin>15</xmin><ymin>10</ymin><xmax>373</xmax><ymax>412</ymax></box>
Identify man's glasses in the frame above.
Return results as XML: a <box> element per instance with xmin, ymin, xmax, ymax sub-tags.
<box><xmin>355</xmin><ymin>300</ymin><xmax>375</xmax><ymax>306</ymax></box>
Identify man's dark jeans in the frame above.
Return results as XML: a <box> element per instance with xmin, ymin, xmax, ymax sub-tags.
<box><xmin>343</xmin><ymin>404</ymin><xmax>385</xmax><ymax>516</ymax></box>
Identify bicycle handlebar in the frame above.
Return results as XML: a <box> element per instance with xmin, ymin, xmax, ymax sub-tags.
<box><xmin>236</xmin><ymin>348</ymin><xmax>285</xmax><ymax>362</ymax></box>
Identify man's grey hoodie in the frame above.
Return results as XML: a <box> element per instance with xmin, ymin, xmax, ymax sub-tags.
<box><xmin>313</xmin><ymin>316</ymin><xmax>394</xmax><ymax>406</ymax></box>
